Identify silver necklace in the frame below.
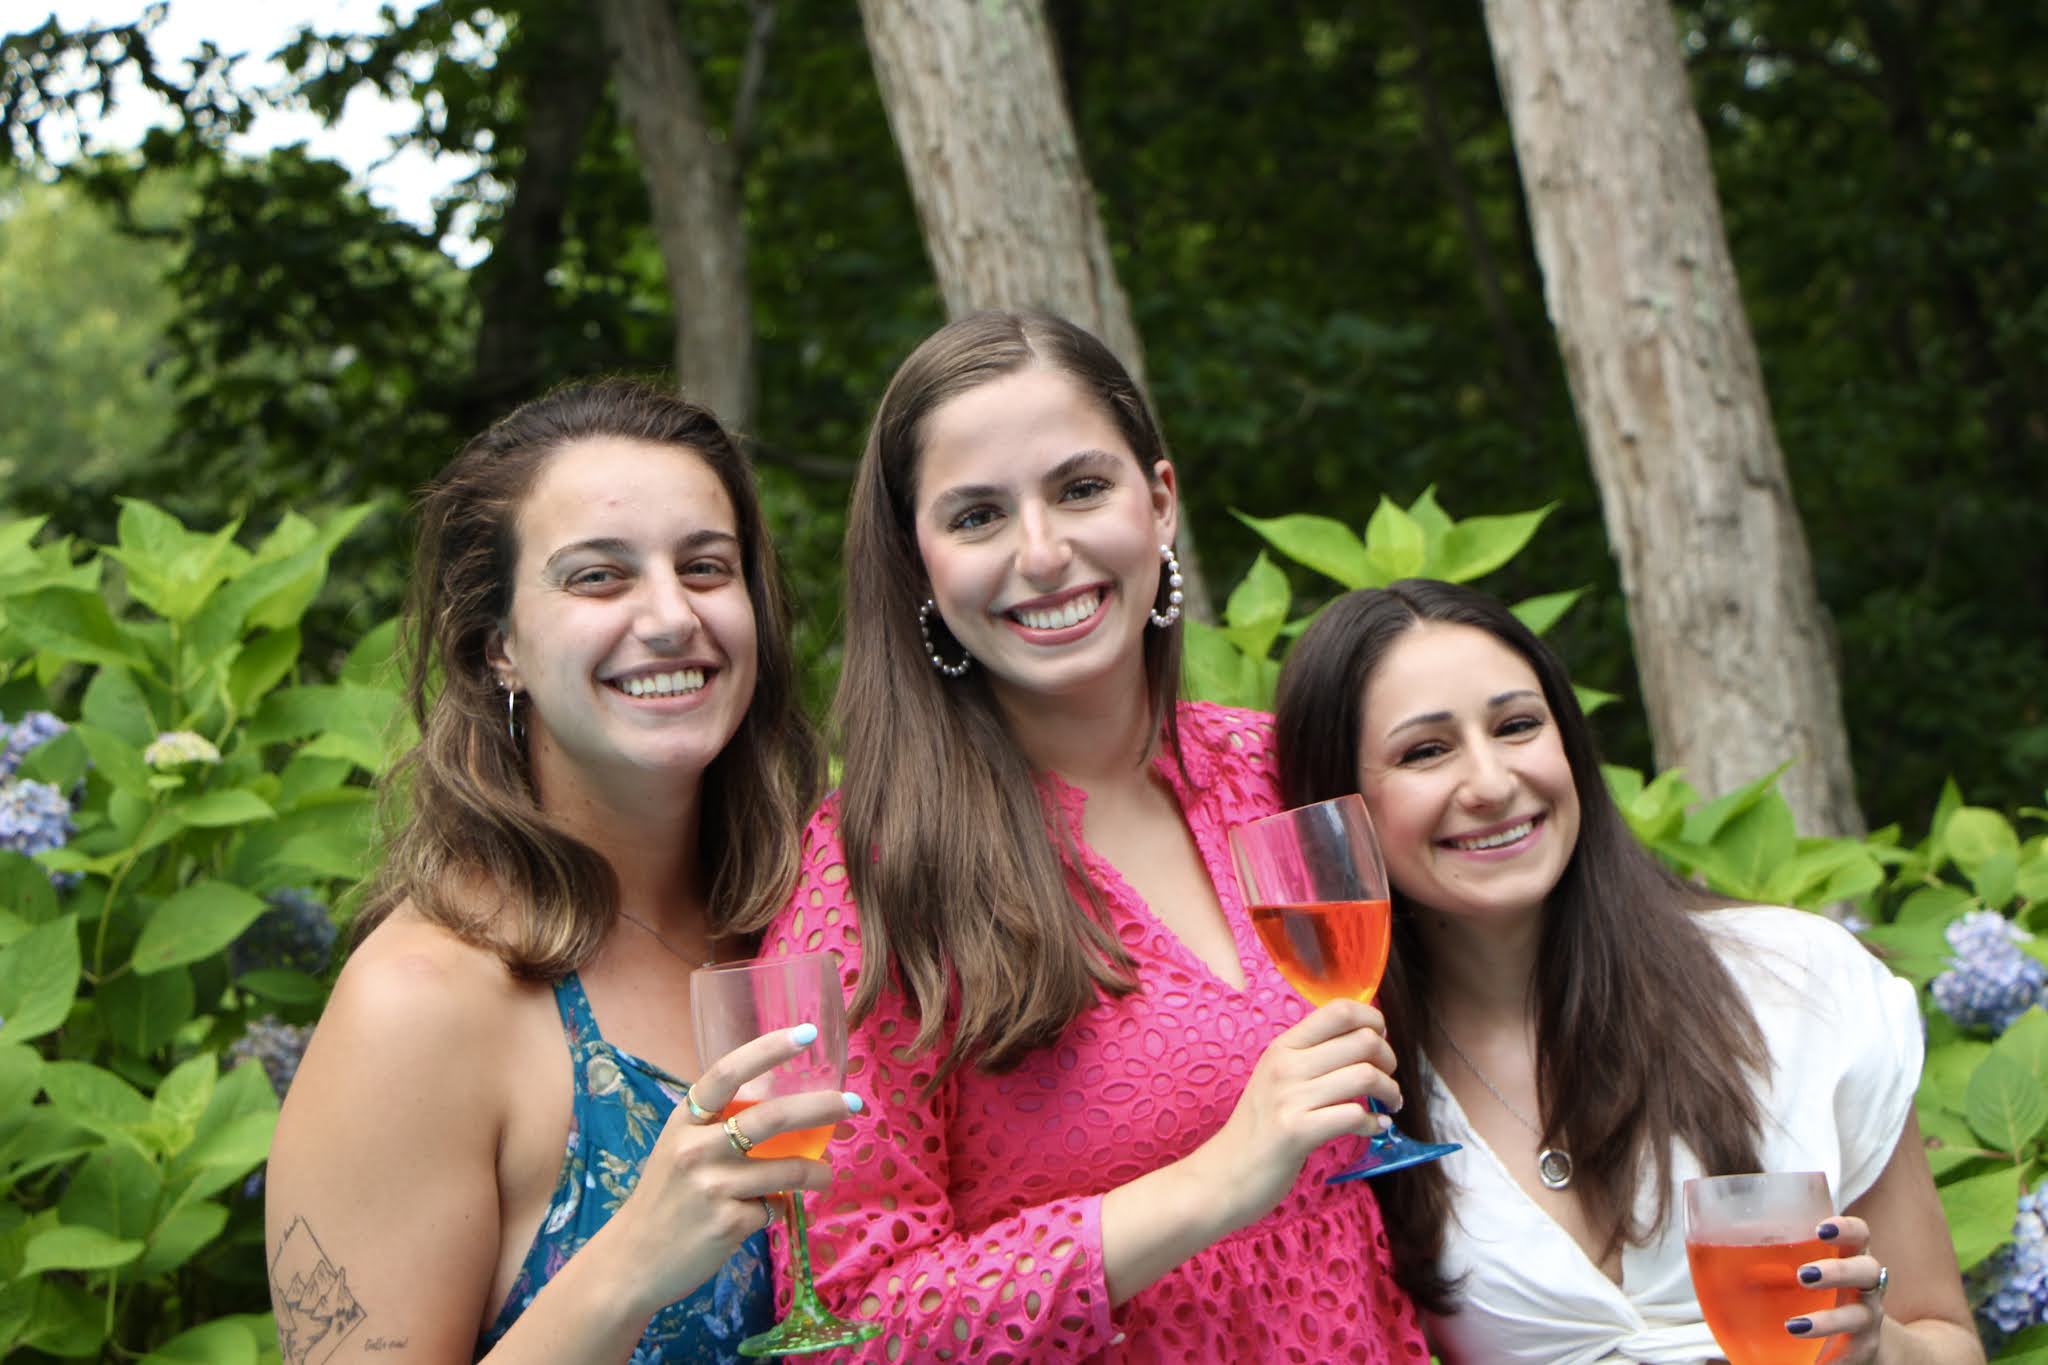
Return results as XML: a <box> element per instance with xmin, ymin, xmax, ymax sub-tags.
<box><xmin>1435</xmin><ymin>1023</ymin><xmax>1574</xmax><ymax>1191</ymax></box>
<box><xmin>616</xmin><ymin>909</ymin><xmax>715</xmax><ymax>969</ymax></box>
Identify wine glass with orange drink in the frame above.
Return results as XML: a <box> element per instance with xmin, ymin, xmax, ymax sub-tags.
<box><xmin>1684</xmin><ymin>1172</ymin><xmax>1845</xmax><ymax>1365</ymax></box>
<box><xmin>691</xmin><ymin>952</ymin><xmax>881</xmax><ymax>1356</ymax></box>
<box><xmin>1228</xmin><ymin>793</ymin><xmax>1460</xmax><ymax>1180</ymax></box>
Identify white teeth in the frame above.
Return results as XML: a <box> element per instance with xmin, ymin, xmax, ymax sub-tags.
<box><xmin>1013</xmin><ymin>590</ymin><xmax>1102</xmax><ymax>631</ymax></box>
<box><xmin>1448</xmin><ymin>820</ymin><xmax>1534</xmax><ymax>852</ymax></box>
<box><xmin>619</xmin><ymin>669</ymin><xmax>706</xmax><ymax>698</ymax></box>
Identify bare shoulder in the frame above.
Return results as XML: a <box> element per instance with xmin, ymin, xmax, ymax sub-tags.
<box><xmin>318</xmin><ymin>905</ymin><xmax>527</xmax><ymax>1057</ymax></box>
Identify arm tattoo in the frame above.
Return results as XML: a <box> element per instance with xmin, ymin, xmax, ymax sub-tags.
<box><xmin>271</xmin><ymin>1217</ymin><xmax>370</xmax><ymax>1364</ymax></box>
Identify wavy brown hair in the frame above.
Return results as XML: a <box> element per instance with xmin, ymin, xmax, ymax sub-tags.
<box><xmin>356</xmin><ymin>378</ymin><xmax>821</xmax><ymax>978</ymax></box>
<box><xmin>1273</xmin><ymin>579</ymin><xmax>1765</xmax><ymax>1314</ymax></box>
<box><xmin>835</xmin><ymin>310</ymin><xmax>1184</xmax><ymax>1083</ymax></box>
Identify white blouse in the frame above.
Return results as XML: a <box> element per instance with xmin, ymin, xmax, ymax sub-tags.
<box><xmin>1426</xmin><ymin>906</ymin><xmax>1925</xmax><ymax>1365</ymax></box>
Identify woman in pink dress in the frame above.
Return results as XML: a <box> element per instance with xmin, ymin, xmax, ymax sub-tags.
<box><xmin>760</xmin><ymin>311</ymin><xmax>1429</xmax><ymax>1362</ymax></box>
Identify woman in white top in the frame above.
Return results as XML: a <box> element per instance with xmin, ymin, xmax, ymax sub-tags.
<box><xmin>1271</xmin><ymin>579</ymin><xmax>1981</xmax><ymax>1365</ymax></box>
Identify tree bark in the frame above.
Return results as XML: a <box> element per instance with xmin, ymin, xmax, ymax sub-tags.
<box><xmin>461</xmin><ymin>10</ymin><xmax>609</xmax><ymax>436</ymax></box>
<box><xmin>1479</xmin><ymin>0</ymin><xmax>1865</xmax><ymax>837</ymax></box>
<box><xmin>595</xmin><ymin>0</ymin><xmax>756</xmax><ymax>431</ymax></box>
<box><xmin>856</xmin><ymin>0</ymin><xmax>1214</xmax><ymax>620</ymax></box>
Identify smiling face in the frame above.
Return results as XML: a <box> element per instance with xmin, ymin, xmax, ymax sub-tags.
<box><xmin>910</xmin><ymin>364</ymin><xmax>1176</xmax><ymax>713</ymax></box>
<box><xmin>1354</xmin><ymin>621</ymin><xmax>1580</xmax><ymax>927</ymax></box>
<box><xmin>488</xmin><ymin>435</ymin><xmax>758</xmax><ymax>807</ymax></box>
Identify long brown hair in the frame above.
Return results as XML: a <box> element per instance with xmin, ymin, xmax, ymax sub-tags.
<box><xmin>835</xmin><ymin>310</ymin><xmax>1184</xmax><ymax>1082</ymax></box>
<box><xmin>358</xmin><ymin>378</ymin><xmax>821</xmax><ymax>977</ymax></box>
<box><xmin>1274</xmin><ymin>579</ymin><xmax>1765</xmax><ymax>1313</ymax></box>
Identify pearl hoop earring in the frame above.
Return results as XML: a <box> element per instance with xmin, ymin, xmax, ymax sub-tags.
<box><xmin>1149</xmin><ymin>543</ymin><xmax>1185</xmax><ymax>629</ymax></box>
<box><xmin>918</xmin><ymin>600</ymin><xmax>973</xmax><ymax>678</ymax></box>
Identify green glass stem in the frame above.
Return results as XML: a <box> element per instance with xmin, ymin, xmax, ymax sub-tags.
<box><xmin>736</xmin><ymin>1190</ymin><xmax>881</xmax><ymax>1358</ymax></box>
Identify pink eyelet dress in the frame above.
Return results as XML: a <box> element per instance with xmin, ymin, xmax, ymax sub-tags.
<box><xmin>761</xmin><ymin>702</ymin><xmax>1430</xmax><ymax>1363</ymax></box>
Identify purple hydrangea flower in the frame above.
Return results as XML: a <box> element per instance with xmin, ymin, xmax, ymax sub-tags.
<box><xmin>230</xmin><ymin>888</ymin><xmax>337</xmax><ymax>978</ymax></box>
<box><xmin>1974</xmin><ymin>1182</ymin><xmax>2048</xmax><ymax>1343</ymax></box>
<box><xmin>0</xmin><ymin>710</ymin><xmax>68</xmax><ymax>779</ymax></box>
<box><xmin>228</xmin><ymin>1016</ymin><xmax>315</xmax><ymax>1100</ymax></box>
<box><xmin>1931</xmin><ymin>910</ymin><xmax>2048</xmax><ymax>1035</ymax></box>
<box><xmin>0</xmin><ymin>778</ymin><xmax>73</xmax><ymax>860</ymax></box>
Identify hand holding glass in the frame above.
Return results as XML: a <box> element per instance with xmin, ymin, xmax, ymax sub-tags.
<box><xmin>1229</xmin><ymin>793</ymin><xmax>1459</xmax><ymax>1180</ymax></box>
<box><xmin>1683</xmin><ymin>1171</ymin><xmax>1842</xmax><ymax>1365</ymax></box>
<box><xmin>691</xmin><ymin>952</ymin><xmax>879</xmax><ymax>1357</ymax></box>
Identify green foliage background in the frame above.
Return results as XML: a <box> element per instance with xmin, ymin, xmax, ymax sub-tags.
<box><xmin>2</xmin><ymin>0</ymin><xmax>2045</xmax><ymax>1357</ymax></box>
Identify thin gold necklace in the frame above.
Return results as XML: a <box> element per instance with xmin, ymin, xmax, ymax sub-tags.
<box><xmin>615</xmin><ymin>909</ymin><xmax>716</xmax><ymax>969</ymax></box>
<box><xmin>1434</xmin><ymin>1022</ymin><xmax>1574</xmax><ymax>1191</ymax></box>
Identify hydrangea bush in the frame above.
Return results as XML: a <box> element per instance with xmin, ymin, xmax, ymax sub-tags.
<box><xmin>0</xmin><ymin>503</ymin><xmax>403</xmax><ymax>1359</ymax></box>
<box><xmin>1186</xmin><ymin>492</ymin><xmax>2048</xmax><ymax>1359</ymax></box>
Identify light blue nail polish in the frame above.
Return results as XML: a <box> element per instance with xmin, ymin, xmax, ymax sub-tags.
<box><xmin>790</xmin><ymin>1022</ymin><xmax>818</xmax><ymax>1047</ymax></box>
<box><xmin>843</xmin><ymin>1091</ymin><xmax>865</xmax><ymax>1113</ymax></box>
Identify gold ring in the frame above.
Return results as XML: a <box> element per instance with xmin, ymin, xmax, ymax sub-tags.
<box><xmin>723</xmin><ymin>1114</ymin><xmax>756</xmax><ymax>1156</ymax></box>
<box><xmin>685</xmin><ymin>1091</ymin><xmax>717</xmax><ymax>1124</ymax></box>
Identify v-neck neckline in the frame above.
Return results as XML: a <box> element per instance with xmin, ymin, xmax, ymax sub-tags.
<box><xmin>1039</xmin><ymin>749</ymin><xmax>1263</xmax><ymax>999</ymax></box>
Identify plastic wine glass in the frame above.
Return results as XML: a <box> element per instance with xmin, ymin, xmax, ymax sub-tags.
<box><xmin>1229</xmin><ymin>793</ymin><xmax>1460</xmax><ymax>1181</ymax></box>
<box><xmin>691</xmin><ymin>952</ymin><xmax>880</xmax><ymax>1357</ymax></box>
<box><xmin>1683</xmin><ymin>1172</ymin><xmax>1842</xmax><ymax>1365</ymax></box>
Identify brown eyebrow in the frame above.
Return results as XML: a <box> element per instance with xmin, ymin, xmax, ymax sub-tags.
<box><xmin>927</xmin><ymin>449</ymin><xmax>1126</xmax><ymax>517</ymax></box>
<box><xmin>541</xmin><ymin>529</ymin><xmax>740</xmax><ymax>575</ymax></box>
<box><xmin>1383</xmin><ymin>688</ymin><xmax>1544</xmax><ymax>739</ymax></box>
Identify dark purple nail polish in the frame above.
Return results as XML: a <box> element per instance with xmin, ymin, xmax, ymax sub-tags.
<box><xmin>1786</xmin><ymin>1318</ymin><xmax>1813</xmax><ymax>1335</ymax></box>
<box><xmin>1816</xmin><ymin>1221</ymin><xmax>1840</xmax><ymax>1241</ymax></box>
<box><xmin>1798</xmin><ymin>1265</ymin><xmax>1822</xmax><ymax>1285</ymax></box>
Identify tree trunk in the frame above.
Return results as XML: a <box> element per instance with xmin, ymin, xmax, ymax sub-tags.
<box><xmin>461</xmin><ymin>9</ymin><xmax>609</xmax><ymax>436</ymax></box>
<box><xmin>595</xmin><ymin>0</ymin><xmax>755</xmax><ymax>431</ymax></box>
<box><xmin>1479</xmin><ymin>0</ymin><xmax>1865</xmax><ymax>837</ymax></box>
<box><xmin>856</xmin><ymin>0</ymin><xmax>1214</xmax><ymax>621</ymax></box>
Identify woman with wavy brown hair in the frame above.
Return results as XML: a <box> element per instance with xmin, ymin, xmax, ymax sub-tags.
<box><xmin>758</xmin><ymin>311</ymin><xmax>1428</xmax><ymax>1362</ymax></box>
<box><xmin>266</xmin><ymin>379</ymin><xmax>856</xmax><ymax>1363</ymax></box>
<box><xmin>1273</xmin><ymin>578</ymin><xmax>1978</xmax><ymax>1365</ymax></box>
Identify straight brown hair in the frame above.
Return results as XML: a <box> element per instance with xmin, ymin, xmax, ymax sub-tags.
<box><xmin>1273</xmin><ymin>579</ymin><xmax>1765</xmax><ymax>1314</ymax></box>
<box><xmin>356</xmin><ymin>378</ymin><xmax>821</xmax><ymax>977</ymax></box>
<box><xmin>834</xmin><ymin>311</ymin><xmax>1184</xmax><ymax>1083</ymax></box>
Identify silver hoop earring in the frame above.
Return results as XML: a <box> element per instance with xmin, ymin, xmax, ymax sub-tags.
<box><xmin>918</xmin><ymin>600</ymin><xmax>973</xmax><ymax>678</ymax></box>
<box><xmin>505</xmin><ymin>686</ymin><xmax>523</xmax><ymax>743</ymax></box>
<box><xmin>1149</xmin><ymin>543</ymin><xmax>1185</xmax><ymax>629</ymax></box>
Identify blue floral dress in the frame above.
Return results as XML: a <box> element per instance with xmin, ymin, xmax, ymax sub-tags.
<box><xmin>476</xmin><ymin>973</ymin><xmax>772</xmax><ymax>1361</ymax></box>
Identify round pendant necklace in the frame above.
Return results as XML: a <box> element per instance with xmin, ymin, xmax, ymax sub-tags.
<box><xmin>1435</xmin><ymin>1023</ymin><xmax>1574</xmax><ymax>1191</ymax></box>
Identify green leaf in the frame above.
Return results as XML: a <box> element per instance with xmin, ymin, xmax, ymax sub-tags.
<box><xmin>340</xmin><ymin>615</ymin><xmax>402</xmax><ymax>688</ymax></box>
<box><xmin>171</xmin><ymin>788</ymin><xmax>278</xmax><ymax>829</ymax></box>
<box><xmin>1572</xmin><ymin>684</ymin><xmax>1618</xmax><ymax>715</ymax></box>
<box><xmin>228</xmin><ymin>627</ymin><xmax>302</xmax><ymax>715</ymax></box>
<box><xmin>1362</xmin><ymin>497</ymin><xmax>1427</xmax><ymax>583</ymax></box>
<box><xmin>1964</xmin><ymin>1052</ymin><xmax>2048</xmax><ymax>1151</ymax></box>
<box><xmin>175</xmin><ymin>1111</ymin><xmax>276</xmax><ymax>1176</ymax></box>
<box><xmin>6</xmin><ymin>1275</ymin><xmax>106</xmax><ymax>1355</ymax></box>
<box><xmin>1509</xmin><ymin>588</ymin><xmax>1586</xmax><ymax>637</ymax></box>
<box><xmin>1182</xmin><ymin>620</ymin><xmax>1257</xmax><ymax>708</ymax></box>
<box><xmin>1993</xmin><ymin>1009</ymin><xmax>2048</xmax><ymax>1089</ymax></box>
<box><xmin>153</xmin><ymin>1054</ymin><xmax>218</xmax><ymax>1148</ymax></box>
<box><xmin>107</xmin><ymin>500</ymin><xmax>247</xmax><ymax>623</ymax></box>
<box><xmin>131</xmin><ymin>881</ymin><xmax>270</xmax><ymax>975</ymax></box>
<box><xmin>19</xmin><ymin>1223</ymin><xmax>145</xmax><ymax>1275</ymax></box>
<box><xmin>1973</xmin><ymin>850</ymin><xmax>2020</xmax><ymax>909</ymax></box>
<box><xmin>238</xmin><ymin>969</ymin><xmax>327</xmax><ymax>1006</ymax></box>
<box><xmin>0</xmin><ymin>1043</ymin><xmax>44</xmax><ymax>1120</ymax></box>
<box><xmin>0</xmin><ymin>852</ymin><xmax>58</xmax><ymax>927</ymax></box>
<box><xmin>131</xmin><ymin>1199</ymin><xmax>232</xmax><ymax>1282</ymax></box>
<box><xmin>1700</xmin><ymin>787</ymin><xmax>1799</xmax><ymax>897</ymax></box>
<box><xmin>6</xmin><ymin>587</ymin><xmax>151</xmax><ymax>673</ymax></box>
<box><xmin>70</xmin><ymin>721</ymin><xmax>155</xmax><ymax>797</ymax></box>
<box><xmin>1220</xmin><ymin>552</ymin><xmax>1291</xmax><ymax>660</ymax></box>
<box><xmin>57</xmin><ymin>1145</ymin><xmax>161</xmax><ymax>1242</ymax></box>
<box><xmin>1938</xmin><ymin>1163</ymin><xmax>2022</xmax><ymax>1273</ymax></box>
<box><xmin>1948</xmin><ymin>807</ymin><xmax>2023</xmax><ymax>877</ymax></box>
<box><xmin>40</xmin><ymin>1060</ymin><xmax>151</xmax><ymax>1129</ymax></box>
<box><xmin>96</xmin><ymin>966</ymin><xmax>195</xmax><ymax>1056</ymax></box>
<box><xmin>0</xmin><ymin>916</ymin><xmax>80</xmax><ymax>1045</ymax></box>
<box><xmin>1431</xmin><ymin>504</ymin><xmax>1555</xmax><ymax>582</ymax></box>
<box><xmin>1233</xmin><ymin>511</ymin><xmax>1372</xmax><ymax>588</ymax></box>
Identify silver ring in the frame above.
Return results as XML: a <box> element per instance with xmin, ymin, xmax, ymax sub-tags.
<box><xmin>1869</xmin><ymin>1264</ymin><xmax>1889</xmax><ymax>1298</ymax></box>
<box><xmin>723</xmin><ymin>1114</ymin><xmax>755</xmax><ymax>1156</ymax></box>
<box><xmin>760</xmin><ymin>1196</ymin><xmax>780</xmax><ymax>1226</ymax></box>
<box><xmin>684</xmin><ymin>1091</ymin><xmax>717</xmax><ymax>1124</ymax></box>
